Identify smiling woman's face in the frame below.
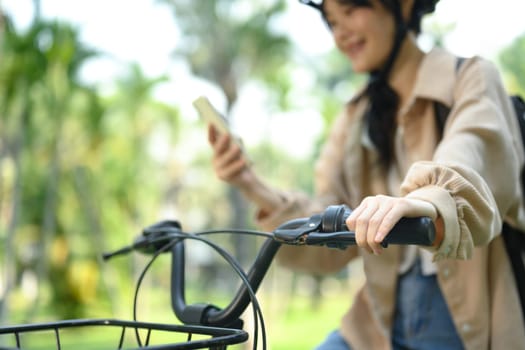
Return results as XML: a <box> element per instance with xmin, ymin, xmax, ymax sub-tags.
<box><xmin>323</xmin><ymin>0</ymin><xmax>395</xmax><ymax>73</ymax></box>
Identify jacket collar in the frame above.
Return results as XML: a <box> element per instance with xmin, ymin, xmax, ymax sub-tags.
<box><xmin>411</xmin><ymin>47</ymin><xmax>460</xmax><ymax>108</ymax></box>
<box><xmin>348</xmin><ymin>47</ymin><xmax>460</xmax><ymax>108</ymax></box>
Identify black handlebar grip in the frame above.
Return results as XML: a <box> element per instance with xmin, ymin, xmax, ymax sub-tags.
<box><xmin>321</xmin><ymin>205</ymin><xmax>436</xmax><ymax>246</ymax></box>
<box><xmin>384</xmin><ymin>216</ymin><xmax>436</xmax><ymax>246</ymax></box>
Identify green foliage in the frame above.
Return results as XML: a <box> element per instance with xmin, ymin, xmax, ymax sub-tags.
<box><xmin>0</xmin><ymin>13</ymin><xmax>182</xmax><ymax>323</ymax></box>
<box><xmin>161</xmin><ymin>0</ymin><xmax>292</xmax><ymax>105</ymax></box>
<box><xmin>250</xmin><ymin>141</ymin><xmax>315</xmax><ymax>195</ymax></box>
<box><xmin>421</xmin><ymin>17</ymin><xmax>456</xmax><ymax>49</ymax></box>
<box><xmin>499</xmin><ymin>33</ymin><xmax>525</xmax><ymax>95</ymax></box>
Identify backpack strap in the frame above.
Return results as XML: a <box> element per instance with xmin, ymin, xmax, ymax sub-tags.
<box><xmin>502</xmin><ymin>223</ymin><xmax>525</xmax><ymax>323</ymax></box>
<box><xmin>511</xmin><ymin>95</ymin><xmax>525</xmax><ymax>154</ymax></box>
<box><xmin>502</xmin><ymin>94</ymin><xmax>525</xmax><ymax>324</ymax></box>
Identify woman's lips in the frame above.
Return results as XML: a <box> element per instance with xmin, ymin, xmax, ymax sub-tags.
<box><xmin>345</xmin><ymin>40</ymin><xmax>365</xmax><ymax>59</ymax></box>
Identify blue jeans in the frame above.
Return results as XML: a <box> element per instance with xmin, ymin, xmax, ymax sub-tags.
<box><xmin>315</xmin><ymin>261</ymin><xmax>464</xmax><ymax>350</ymax></box>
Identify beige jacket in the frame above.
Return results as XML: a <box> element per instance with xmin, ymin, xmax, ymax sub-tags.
<box><xmin>256</xmin><ymin>48</ymin><xmax>525</xmax><ymax>349</ymax></box>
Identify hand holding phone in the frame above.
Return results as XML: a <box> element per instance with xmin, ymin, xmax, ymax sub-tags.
<box><xmin>193</xmin><ymin>96</ymin><xmax>245</xmax><ymax>151</ymax></box>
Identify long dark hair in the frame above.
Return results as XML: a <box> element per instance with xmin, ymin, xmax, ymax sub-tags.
<box><xmin>307</xmin><ymin>0</ymin><xmax>437</xmax><ymax>170</ymax></box>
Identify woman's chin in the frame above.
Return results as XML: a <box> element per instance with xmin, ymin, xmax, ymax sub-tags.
<box><xmin>350</xmin><ymin>62</ymin><xmax>368</xmax><ymax>74</ymax></box>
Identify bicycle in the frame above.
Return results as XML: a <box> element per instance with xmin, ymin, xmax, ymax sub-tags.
<box><xmin>0</xmin><ymin>204</ymin><xmax>436</xmax><ymax>349</ymax></box>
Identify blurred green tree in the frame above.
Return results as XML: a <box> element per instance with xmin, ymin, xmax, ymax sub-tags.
<box><xmin>0</xmin><ymin>14</ymin><xmax>104</xmax><ymax>320</ymax></box>
<box><xmin>160</xmin><ymin>0</ymin><xmax>295</xmax><ymax>265</ymax></box>
<box><xmin>500</xmin><ymin>33</ymin><xmax>525</xmax><ymax>95</ymax></box>
<box><xmin>0</xmin><ymin>10</ymin><xmax>181</xmax><ymax>322</ymax></box>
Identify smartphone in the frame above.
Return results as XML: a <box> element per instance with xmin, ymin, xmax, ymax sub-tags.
<box><xmin>193</xmin><ymin>96</ymin><xmax>245</xmax><ymax>150</ymax></box>
<box><xmin>192</xmin><ymin>96</ymin><xmax>231</xmax><ymax>135</ymax></box>
<box><xmin>193</xmin><ymin>96</ymin><xmax>252</xmax><ymax>165</ymax></box>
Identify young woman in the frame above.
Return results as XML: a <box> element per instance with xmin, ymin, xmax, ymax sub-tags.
<box><xmin>207</xmin><ymin>0</ymin><xmax>525</xmax><ymax>348</ymax></box>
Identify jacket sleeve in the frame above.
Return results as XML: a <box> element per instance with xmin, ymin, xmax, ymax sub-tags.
<box><xmin>400</xmin><ymin>57</ymin><xmax>524</xmax><ymax>261</ymax></box>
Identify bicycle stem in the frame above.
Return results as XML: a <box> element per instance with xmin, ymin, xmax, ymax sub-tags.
<box><xmin>170</xmin><ymin>237</ymin><xmax>282</xmax><ymax>329</ymax></box>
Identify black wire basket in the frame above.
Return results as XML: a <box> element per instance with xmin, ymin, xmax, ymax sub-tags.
<box><xmin>0</xmin><ymin>318</ymin><xmax>248</xmax><ymax>350</ymax></box>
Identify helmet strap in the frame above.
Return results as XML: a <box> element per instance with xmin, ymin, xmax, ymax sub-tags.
<box><xmin>369</xmin><ymin>0</ymin><xmax>408</xmax><ymax>84</ymax></box>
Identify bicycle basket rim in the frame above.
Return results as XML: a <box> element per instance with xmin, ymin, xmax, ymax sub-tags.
<box><xmin>0</xmin><ymin>318</ymin><xmax>249</xmax><ymax>350</ymax></box>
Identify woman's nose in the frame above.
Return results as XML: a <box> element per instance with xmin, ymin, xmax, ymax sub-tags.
<box><xmin>333</xmin><ymin>24</ymin><xmax>350</xmax><ymax>45</ymax></box>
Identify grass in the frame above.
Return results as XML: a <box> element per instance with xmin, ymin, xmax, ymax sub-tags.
<box><xmin>0</xmin><ymin>285</ymin><xmax>357</xmax><ymax>349</ymax></box>
<box><xmin>237</xmin><ymin>267</ymin><xmax>364</xmax><ymax>350</ymax></box>
<box><xmin>0</xmin><ymin>260</ymin><xmax>365</xmax><ymax>349</ymax></box>
<box><xmin>263</xmin><ymin>293</ymin><xmax>349</xmax><ymax>349</ymax></box>
<box><xmin>0</xmin><ymin>295</ymin><xmax>350</xmax><ymax>350</ymax></box>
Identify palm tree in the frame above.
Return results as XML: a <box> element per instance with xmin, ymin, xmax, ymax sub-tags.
<box><xmin>0</xmin><ymin>15</ymin><xmax>52</xmax><ymax>323</ymax></box>
<box><xmin>0</xmin><ymin>12</ymin><xmax>109</xmax><ymax>320</ymax></box>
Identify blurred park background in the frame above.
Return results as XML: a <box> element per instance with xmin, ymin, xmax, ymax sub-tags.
<box><xmin>0</xmin><ymin>0</ymin><xmax>524</xmax><ymax>348</ymax></box>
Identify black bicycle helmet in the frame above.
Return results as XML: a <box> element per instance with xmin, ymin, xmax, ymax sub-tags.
<box><xmin>299</xmin><ymin>0</ymin><xmax>439</xmax><ymax>34</ymax></box>
<box><xmin>299</xmin><ymin>0</ymin><xmax>439</xmax><ymax>12</ymax></box>
<box><xmin>299</xmin><ymin>0</ymin><xmax>323</xmax><ymax>10</ymax></box>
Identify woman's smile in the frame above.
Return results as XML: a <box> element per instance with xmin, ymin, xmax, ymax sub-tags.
<box><xmin>343</xmin><ymin>38</ymin><xmax>366</xmax><ymax>61</ymax></box>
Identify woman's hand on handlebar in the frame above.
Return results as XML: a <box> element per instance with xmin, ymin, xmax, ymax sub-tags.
<box><xmin>346</xmin><ymin>195</ymin><xmax>439</xmax><ymax>255</ymax></box>
<box><xmin>208</xmin><ymin>125</ymin><xmax>252</xmax><ymax>187</ymax></box>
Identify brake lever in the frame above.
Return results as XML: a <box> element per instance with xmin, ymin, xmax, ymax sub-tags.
<box><xmin>273</xmin><ymin>214</ymin><xmax>323</xmax><ymax>245</ymax></box>
<box><xmin>102</xmin><ymin>220</ymin><xmax>183</xmax><ymax>260</ymax></box>
<box><xmin>304</xmin><ymin>232</ymin><xmax>356</xmax><ymax>249</ymax></box>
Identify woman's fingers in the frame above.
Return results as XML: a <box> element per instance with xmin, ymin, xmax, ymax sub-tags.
<box><xmin>357</xmin><ymin>201</ymin><xmax>377</xmax><ymax>254</ymax></box>
<box><xmin>348</xmin><ymin>196</ymin><xmax>383</xmax><ymax>255</ymax></box>
<box><xmin>208</xmin><ymin>125</ymin><xmax>249</xmax><ymax>183</ymax></box>
<box><xmin>208</xmin><ymin>124</ymin><xmax>218</xmax><ymax>144</ymax></box>
<box><xmin>213</xmin><ymin>139</ymin><xmax>243</xmax><ymax>169</ymax></box>
<box><xmin>345</xmin><ymin>196</ymin><xmax>437</xmax><ymax>255</ymax></box>
<box><xmin>209</xmin><ymin>127</ymin><xmax>231</xmax><ymax>154</ymax></box>
<box><xmin>214</xmin><ymin>156</ymin><xmax>247</xmax><ymax>181</ymax></box>
<box><xmin>367</xmin><ymin>200</ymin><xmax>395</xmax><ymax>254</ymax></box>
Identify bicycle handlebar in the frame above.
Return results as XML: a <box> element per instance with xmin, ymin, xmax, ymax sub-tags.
<box><xmin>103</xmin><ymin>204</ymin><xmax>436</xmax><ymax>330</ymax></box>
<box><xmin>274</xmin><ymin>204</ymin><xmax>436</xmax><ymax>249</ymax></box>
